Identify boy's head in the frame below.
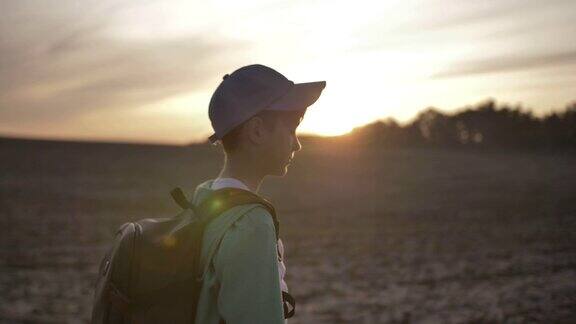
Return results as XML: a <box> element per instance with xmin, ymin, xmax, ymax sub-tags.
<box><xmin>208</xmin><ymin>64</ymin><xmax>326</xmax><ymax>176</ymax></box>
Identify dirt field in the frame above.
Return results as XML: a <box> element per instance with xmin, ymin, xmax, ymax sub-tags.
<box><xmin>1</xmin><ymin>137</ymin><xmax>575</xmax><ymax>323</ymax></box>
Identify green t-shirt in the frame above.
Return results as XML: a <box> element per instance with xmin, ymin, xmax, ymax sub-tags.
<box><xmin>192</xmin><ymin>179</ymin><xmax>286</xmax><ymax>324</ymax></box>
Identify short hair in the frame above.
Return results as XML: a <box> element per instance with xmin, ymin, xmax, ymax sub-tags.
<box><xmin>221</xmin><ymin>110</ymin><xmax>304</xmax><ymax>154</ymax></box>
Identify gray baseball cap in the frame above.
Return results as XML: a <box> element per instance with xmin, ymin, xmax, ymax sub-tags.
<box><xmin>208</xmin><ymin>64</ymin><xmax>326</xmax><ymax>144</ymax></box>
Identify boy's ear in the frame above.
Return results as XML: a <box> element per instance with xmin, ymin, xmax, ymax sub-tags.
<box><xmin>246</xmin><ymin>116</ymin><xmax>267</xmax><ymax>145</ymax></box>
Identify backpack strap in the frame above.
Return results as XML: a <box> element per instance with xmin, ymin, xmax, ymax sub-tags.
<box><xmin>197</xmin><ymin>187</ymin><xmax>279</xmax><ymax>240</ymax></box>
<box><xmin>171</xmin><ymin>187</ymin><xmax>280</xmax><ymax>240</ymax></box>
<box><xmin>170</xmin><ymin>187</ymin><xmax>196</xmax><ymax>212</ymax></box>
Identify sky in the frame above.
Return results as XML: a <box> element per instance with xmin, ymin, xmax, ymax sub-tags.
<box><xmin>1</xmin><ymin>0</ymin><xmax>575</xmax><ymax>145</ymax></box>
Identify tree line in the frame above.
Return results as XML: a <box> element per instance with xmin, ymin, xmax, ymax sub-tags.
<box><xmin>343</xmin><ymin>99</ymin><xmax>576</xmax><ymax>149</ymax></box>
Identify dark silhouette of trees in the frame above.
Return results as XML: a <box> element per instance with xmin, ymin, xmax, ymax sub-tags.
<box><xmin>347</xmin><ymin>99</ymin><xmax>576</xmax><ymax>149</ymax></box>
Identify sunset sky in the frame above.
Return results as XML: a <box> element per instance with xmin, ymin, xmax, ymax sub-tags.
<box><xmin>1</xmin><ymin>0</ymin><xmax>575</xmax><ymax>145</ymax></box>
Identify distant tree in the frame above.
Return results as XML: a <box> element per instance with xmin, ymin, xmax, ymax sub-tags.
<box><xmin>543</xmin><ymin>102</ymin><xmax>576</xmax><ymax>146</ymax></box>
<box><xmin>341</xmin><ymin>99</ymin><xmax>576</xmax><ymax>150</ymax></box>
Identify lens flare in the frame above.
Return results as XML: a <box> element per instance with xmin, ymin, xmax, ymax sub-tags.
<box><xmin>162</xmin><ymin>235</ymin><xmax>177</xmax><ymax>248</ymax></box>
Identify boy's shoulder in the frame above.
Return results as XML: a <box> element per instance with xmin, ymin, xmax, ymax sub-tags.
<box><xmin>203</xmin><ymin>202</ymin><xmax>273</xmax><ymax>231</ymax></box>
<box><xmin>213</xmin><ymin>204</ymin><xmax>277</xmax><ymax>248</ymax></box>
<box><xmin>233</xmin><ymin>205</ymin><xmax>275</xmax><ymax>230</ymax></box>
<box><xmin>199</xmin><ymin>203</ymin><xmax>275</xmax><ymax>273</ymax></box>
<box><xmin>191</xmin><ymin>179</ymin><xmax>276</xmax><ymax>233</ymax></box>
<box><xmin>214</xmin><ymin>205</ymin><xmax>278</xmax><ymax>266</ymax></box>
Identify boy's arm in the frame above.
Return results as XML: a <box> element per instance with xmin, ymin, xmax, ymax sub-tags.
<box><xmin>213</xmin><ymin>207</ymin><xmax>284</xmax><ymax>324</ymax></box>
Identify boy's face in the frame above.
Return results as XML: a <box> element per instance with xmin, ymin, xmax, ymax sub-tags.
<box><xmin>262</xmin><ymin>113</ymin><xmax>303</xmax><ymax>177</ymax></box>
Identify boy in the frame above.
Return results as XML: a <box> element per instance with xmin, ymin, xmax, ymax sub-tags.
<box><xmin>191</xmin><ymin>64</ymin><xmax>326</xmax><ymax>324</ymax></box>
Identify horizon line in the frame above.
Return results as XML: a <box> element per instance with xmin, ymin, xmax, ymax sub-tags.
<box><xmin>2</xmin><ymin>98</ymin><xmax>574</xmax><ymax>147</ymax></box>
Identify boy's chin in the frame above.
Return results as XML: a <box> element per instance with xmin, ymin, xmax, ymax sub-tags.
<box><xmin>268</xmin><ymin>165</ymin><xmax>289</xmax><ymax>177</ymax></box>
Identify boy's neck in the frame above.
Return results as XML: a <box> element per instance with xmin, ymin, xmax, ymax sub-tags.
<box><xmin>217</xmin><ymin>155</ymin><xmax>265</xmax><ymax>193</ymax></box>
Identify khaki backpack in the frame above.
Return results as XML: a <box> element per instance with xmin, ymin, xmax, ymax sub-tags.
<box><xmin>91</xmin><ymin>187</ymin><xmax>293</xmax><ymax>323</ymax></box>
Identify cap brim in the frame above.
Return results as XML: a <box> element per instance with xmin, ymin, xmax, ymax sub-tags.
<box><xmin>266</xmin><ymin>81</ymin><xmax>326</xmax><ymax>111</ymax></box>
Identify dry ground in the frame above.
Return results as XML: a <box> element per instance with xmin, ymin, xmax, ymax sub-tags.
<box><xmin>1</xmin><ymin>138</ymin><xmax>575</xmax><ymax>323</ymax></box>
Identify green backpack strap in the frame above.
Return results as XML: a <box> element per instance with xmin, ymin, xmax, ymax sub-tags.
<box><xmin>171</xmin><ymin>187</ymin><xmax>280</xmax><ymax>240</ymax></box>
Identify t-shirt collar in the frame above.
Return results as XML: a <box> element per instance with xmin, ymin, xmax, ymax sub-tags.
<box><xmin>211</xmin><ymin>177</ymin><xmax>252</xmax><ymax>192</ymax></box>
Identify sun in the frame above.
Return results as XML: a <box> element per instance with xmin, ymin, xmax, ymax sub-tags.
<box><xmin>297</xmin><ymin>107</ymin><xmax>356</xmax><ymax>136</ymax></box>
<box><xmin>295</xmin><ymin>90</ymin><xmax>390</xmax><ymax>137</ymax></box>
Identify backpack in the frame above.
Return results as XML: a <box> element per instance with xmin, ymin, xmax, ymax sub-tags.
<box><xmin>91</xmin><ymin>186</ymin><xmax>295</xmax><ymax>323</ymax></box>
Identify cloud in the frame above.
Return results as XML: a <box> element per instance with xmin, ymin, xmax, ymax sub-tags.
<box><xmin>0</xmin><ymin>1</ymin><xmax>249</xmax><ymax>126</ymax></box>
<box><xmin>415</xmin><ymin>0</ymin><xmax>573</xmax><ymax>31</ymax></box>
<box><xmin>352</xmin><ymin>0</ymin><xmax>576</xmax><ymax>53</ymax></box>
<box><xmin>0</xmin><ymin>37</ymin><xmax>245</xmax><ymax>125</ymax></box>
<box><xmin>433</xmin><ymin>49</ymin><xmax>576</xmax><ymax>78</ymax></box>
